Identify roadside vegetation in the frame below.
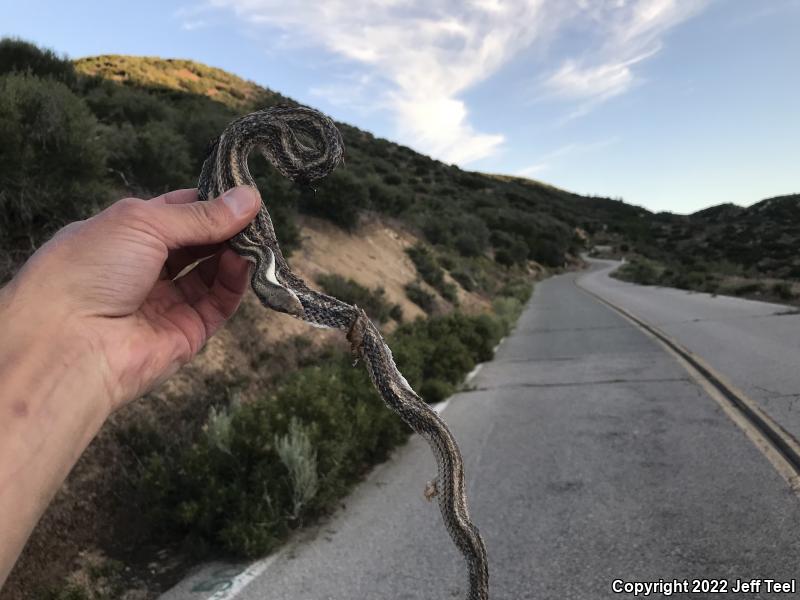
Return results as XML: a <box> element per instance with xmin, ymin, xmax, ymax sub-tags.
<box><xmin>611</xmin><ymin>256</ymin><xmax>799</xmax><ymax>305</ymax></box>
<box><xmin>316</xmin><ymin>273</ymin><xmax>403</xmax><ymax>324</ymax></box>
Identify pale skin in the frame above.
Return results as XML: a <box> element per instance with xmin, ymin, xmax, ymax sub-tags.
<box><xmin>0</xmin><ymin>185</ymin><xmax>262</xmax><ymax>588</ymax></box>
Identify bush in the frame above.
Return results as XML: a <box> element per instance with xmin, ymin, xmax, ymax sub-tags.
<box><xmin>529</xmin><ymin>238</ymin><xmax>565</xmax><ymax>267</ymax></box>
<box><xmin>405</xmin><ymin>282</ymin><xmax>437</xmax><ymax>313</ymax></box>
<box><xmin>406</xmin><ymin>244</ymin><xmax>444</xmax><ymax>287</ymax></box>
<box><xmin>389</xmin><ymin>304</ymin><xmax>404</xmax><ymax>322</ymax></box>
<box><xmin>368</xmin><ymin>180</ymin><xmax>410</xmax><ymax>214</ymax></box>
<box><xmin>121</xmin><ymin>216</ymin><xmax>530</xmax><ymax>557</ymax></box>
<box><xmin>451</xmin><ymin>268</ymin><xmax>475</xmax><ymax>291</ymax></box>
<box><xmin>316</xmin><ymin>273</ymin><xmax>401</xmax><ymax>323</ymax></box>
<box><xmin>383</xmin><ymin>173</ymin><xmax>402</xmax><ymax>185</ymax></box>
<box><xmin>133</xmin><ymin>306</ymin><xmax>514</xmax><ymax>557</ymax></box>
<box><xmin>125</xmin><ymin>121</ymin><xmax>194</xmax><ymax>191</ymax></box>
<box><xmin>0</xmin><ymin>73</ymin><xmax>110</xmax><ymax>279</ymax></box>
<box><xmin>391</xmin><ymin>312</ymin><xmax>505</xmax><ymax>397</ymax></box>
<box><xmin>453</xmin><ymin>215</ymin><xmax>490</xmax><ymax>257</ymax></box>
<box><xmin>492</xmin><ymin>233</ymin><xmax>529</xmax><ymax>266</ymax></box>
<box><xmin>612</xmin><ymin>258</ymin><xmax>661</xmax><ymax>285</ymax></box>
<box><xmin>137</xmin><ymin>356</ymin><xmax>408</xmax><ymax>557</ymax></box>
<box><xmin>732</xmin><ymin>281</ymin><xmax>764</xmax><ymax>296</ymax></box>
<box><xmin>499</xmin><ymin>279</ymin><xmax>533</xmax><ymax>304</ymax></box>
<box><xmin>299</xmin><ymin>168</ymin><xmax>367</xmax><ymax>231</ymax></box>
<box><xmin>405</xmin><ymin>243</ymin><xmax>457</xmax><ymax>302</ymax></box>
<box><xmin>0</xmin><ymin>38</ymin><xmax>77</xmax><ymax>87</ymax></box>
<box><xmin>772</xmin><ymin>281</ymin><xmax>794</xmax><ymax>301</ymax></box>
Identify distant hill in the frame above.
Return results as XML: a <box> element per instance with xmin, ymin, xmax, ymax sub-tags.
<box><xmin>70</xmin><ymin>56</ymin><xmax>653</xmax><ymax>267</ymax></box>
<box><xmin>627</xmin><ymin>194</ymin><xmax>800</xmax><ymax>279</ymax></box>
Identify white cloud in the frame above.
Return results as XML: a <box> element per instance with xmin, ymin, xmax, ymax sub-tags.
<box><xmin>196</xmin><ymin>0</ymin><xmax>708</xmax><ymax>163</ymax></box>
<box><xmin>181</xmin><ymin>20</ymin><xmax>209</xmax><ymax>31</ymax></box>
<box><xmin>201</xmin><ymin>0</ymin><xmax>576</xmax><ymax>163</ymax></box>
<box><xmin>544</xmin><ymin>0</ymin><xmax>709</xmax><ymax>109</ymax></box>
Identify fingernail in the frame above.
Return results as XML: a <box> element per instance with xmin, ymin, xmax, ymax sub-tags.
<box><xmin>221</xmin><ymin>186</ymin><xmax>259</xmax><ymax>218</ymax></box>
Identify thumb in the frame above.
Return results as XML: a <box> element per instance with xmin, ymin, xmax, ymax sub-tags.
<box><xmin>150</xmin><ymin>186</ymin><xmax>261</xmax><ymax>249</ymax></box>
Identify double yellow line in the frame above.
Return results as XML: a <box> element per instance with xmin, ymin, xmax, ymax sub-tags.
<box><xmin>576</xmin><ymin>277</ymin><xmax>800</xmax><ymax>497</ymax></box>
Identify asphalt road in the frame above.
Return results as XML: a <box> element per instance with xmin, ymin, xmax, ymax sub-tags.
<box><xmin>162</xmin><ymin>266</ymin><xmax>800</xmax><ymax>600</ymax></box>
<box><xmin>580</xmin><ymin>259</ymin><xmax>800</xmax><ymax>445</ymax></box>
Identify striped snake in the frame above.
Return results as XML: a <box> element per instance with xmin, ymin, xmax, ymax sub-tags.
<box><xmin>197</xmin><ymin>105</ymin><xmax>489</xmax><ymax>599</ymax></box>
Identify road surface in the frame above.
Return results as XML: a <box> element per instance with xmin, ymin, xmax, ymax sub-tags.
<box><xmin>580</xmin><ymin>259</ymin><xmax>800</xmax><ymax>445</ymax></box>
<box><xmin>162</xmin><ymin>264</ymin><xmax>800</xmax><ymax>600</ymax></box>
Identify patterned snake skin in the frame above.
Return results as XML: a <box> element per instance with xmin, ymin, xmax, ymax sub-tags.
<box><xmin>197</xmin><ymin>105</ymin><xmax>489</xmax><ymax>600</ymax></box>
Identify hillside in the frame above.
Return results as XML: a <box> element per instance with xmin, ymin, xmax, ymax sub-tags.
<box><xmin>1</xmin><ymin>39</ymin><xmax>654</xmax><ymax>287</ymax></box>
<box><xmin>643</xmin><ymin>194</ymin><xmax>800</xmax><ymax>279</ymax></box>
<box><xmin>607</xmin><ymin>194</ymin><xmax>800</xmax><ymax>303</ymax></box>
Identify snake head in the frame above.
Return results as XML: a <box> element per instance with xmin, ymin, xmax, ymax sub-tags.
<box><xmin>259</xmin><ymin>283</ymin><xmax>305</xmax><ymax>317</ymax></box>
<box><xmin>251</xmin><ymin>249</ymin><xmax>305</xmax><ymax>317</ymax></box>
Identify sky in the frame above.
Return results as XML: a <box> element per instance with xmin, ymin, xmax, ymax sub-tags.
<box><xmin>2</xmin><ymin>0</ymin><xmax>798</xmax><ymax>214</ymax></box>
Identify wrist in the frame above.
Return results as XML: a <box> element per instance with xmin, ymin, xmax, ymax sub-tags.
<box><xmin>0</xmin><ymin>281</ymin><xmax>113</xmax><ymax>424</ymax></box>
<box><xmin>0</xmin><ymin>284</ymin><xmax>111</xmax><ymax>587</ymax></box>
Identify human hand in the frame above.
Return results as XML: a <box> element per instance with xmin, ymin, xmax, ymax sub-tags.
<box><xmin>0</xmin><ymin>186</ymin><xmax>261</xmax><ymax>413</ymax></box>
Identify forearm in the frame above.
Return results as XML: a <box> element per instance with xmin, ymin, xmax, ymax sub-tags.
<box><xmin>0</xmin><ymin>285</ymin><xmax>110</xmax><ymax>587</ymax></box>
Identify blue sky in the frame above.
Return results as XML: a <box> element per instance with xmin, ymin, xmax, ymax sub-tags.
<box><xmin>3</xmin><ymin>0</ymin><xmax>798</xmax><ymax>214</ymax></box>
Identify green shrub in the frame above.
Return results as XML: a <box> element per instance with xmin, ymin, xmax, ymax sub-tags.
<box><xmin>452</xmin><ymin>215</ymin><xmax>490</xmax><ymax>257</ymax></box>
<box><xmin>389</xmin><ymin>304</ymin><xmax>404</xmax><ymax>322</ymax></box>
<box><xmin>405</xmin><ymin>243</ymin><xmax>458</xmax><ymax>303</ymax></box>
<box><xmin>419</xmin><ymin>379</ymin><xmax>453</xmax><ymax>404</ymax></box>
<box><xmin>451</xmin><ymin>268</ymin><xmax>475</xmax><ymax>291</ymax></box>
<box><xmin>672</xmin><ymin>271</ymin><xmax>706</xmax><ymax>290</ymax></box>
<box><xmin>772</xmin><ymin>281</ymin><xmax>794</xmax><ymax>300</ymax></box>
<box><xmin>368</xmin><ymin>180</ymin><xmax>410</xmax><ymax>214</ymax></box>
<box><xmin>0</xmin><ymin>73</ymin><xmax>110</xmax><ymax>280</ymax></box>
<box><xmin>492</xmin><ymin>297</ymin><xmax>524</xmax><ymax>332</ymax></box>
<box><xmin>275</xmin><ymin>418</ymin><xmax>319</xmax><ymax>519</ymax></box>
<box><xmin>126</xmin><ymin>121</ymin><xmax>194</xmax><ymax>191</ymax></box>
<box><xmin>0</xmin><ymin>38</ymin><xmax>77</xmax><ymax>87</ymax></box>
<box><xmin>529</xmin><ymin>238</ymin><xmax>565</xmax><ymax>267</ymax></box>
<box><xmin>732</xmin><ymin>281</ymin><xmax>764</xmax><ymax>296</ymax></box>
<box><xmin>406</xmin><ymin>244</ymin><xmax>444</xmax><ymax>287</ymax></box>
<box><xmin>383</xmin><ymin>173</ymin><xmax>402</xmax><ymax>185</ymax></box>
<box><xmin>316</xmin><ymin>273</ymin><xmax>400</xmax><ymax>323</ymax></box>
<box><xmin>612</xmin><ymin>258</ymin><xmax>661</xmax><ymax>285</ymax></box>
<box><xmin>405</xmin><ymin>282</ymin><xmax>437</xmax><ymax>313</ymax></box>
<box><xmin>137</xmin><ymin>356</ymin><xmax>408</xmax><ymax>557</ymax></box>
<box><xmin>299</xmin><ymin>168</ymin><xmax>367</xmax><ymax>230</ymax></box>
<box><xmin>390</xmin><ymin>312</ymin><xmax>504</xmax><ymax>397</ymax></box>
<box><xmin>492</xmin><ymin>233</ymin><xmax>529</xmax><ymax>266</ymax></box>
<box><xmin>132</xmin><ymin>303</ymin><xmax>518</xmax><ymax>559</ymax></box>
<box><xmin>499</xmin><ymin>279</ymin><xmax>533</xmax><ymax>304</ymax></box>
<box><xmin>84</xmin><ymin>82</ymin><xmax>174</xmax><ymax>126</ymax></box>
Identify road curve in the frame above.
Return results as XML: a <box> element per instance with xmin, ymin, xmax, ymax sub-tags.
<box><xmin>162</xmin><ymin>268</ymin><xmax>800</xmax><ymax>600</ymax></box>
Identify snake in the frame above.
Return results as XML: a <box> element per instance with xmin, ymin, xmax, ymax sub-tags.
<box><xmin>197</xmin><ymin>105</ymin><xmax>489</xmax><ymax>600</ymax></box>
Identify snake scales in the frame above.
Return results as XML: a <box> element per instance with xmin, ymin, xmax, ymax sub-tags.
<box><xmin>197</xmin><ymin>105</ymin><xmax>489</xmax><ymax>600</ymax></box>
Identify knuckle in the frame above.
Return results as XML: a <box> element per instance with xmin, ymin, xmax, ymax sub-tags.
<box><xmin>191</xmin><ymin>201</ymin><xmax>227</xmax><ymax>234</ymax></box>
<box><xmin>111</xmin><ymin>197</ymin><xmax>150</xmax><ymax>222</ymax></box>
